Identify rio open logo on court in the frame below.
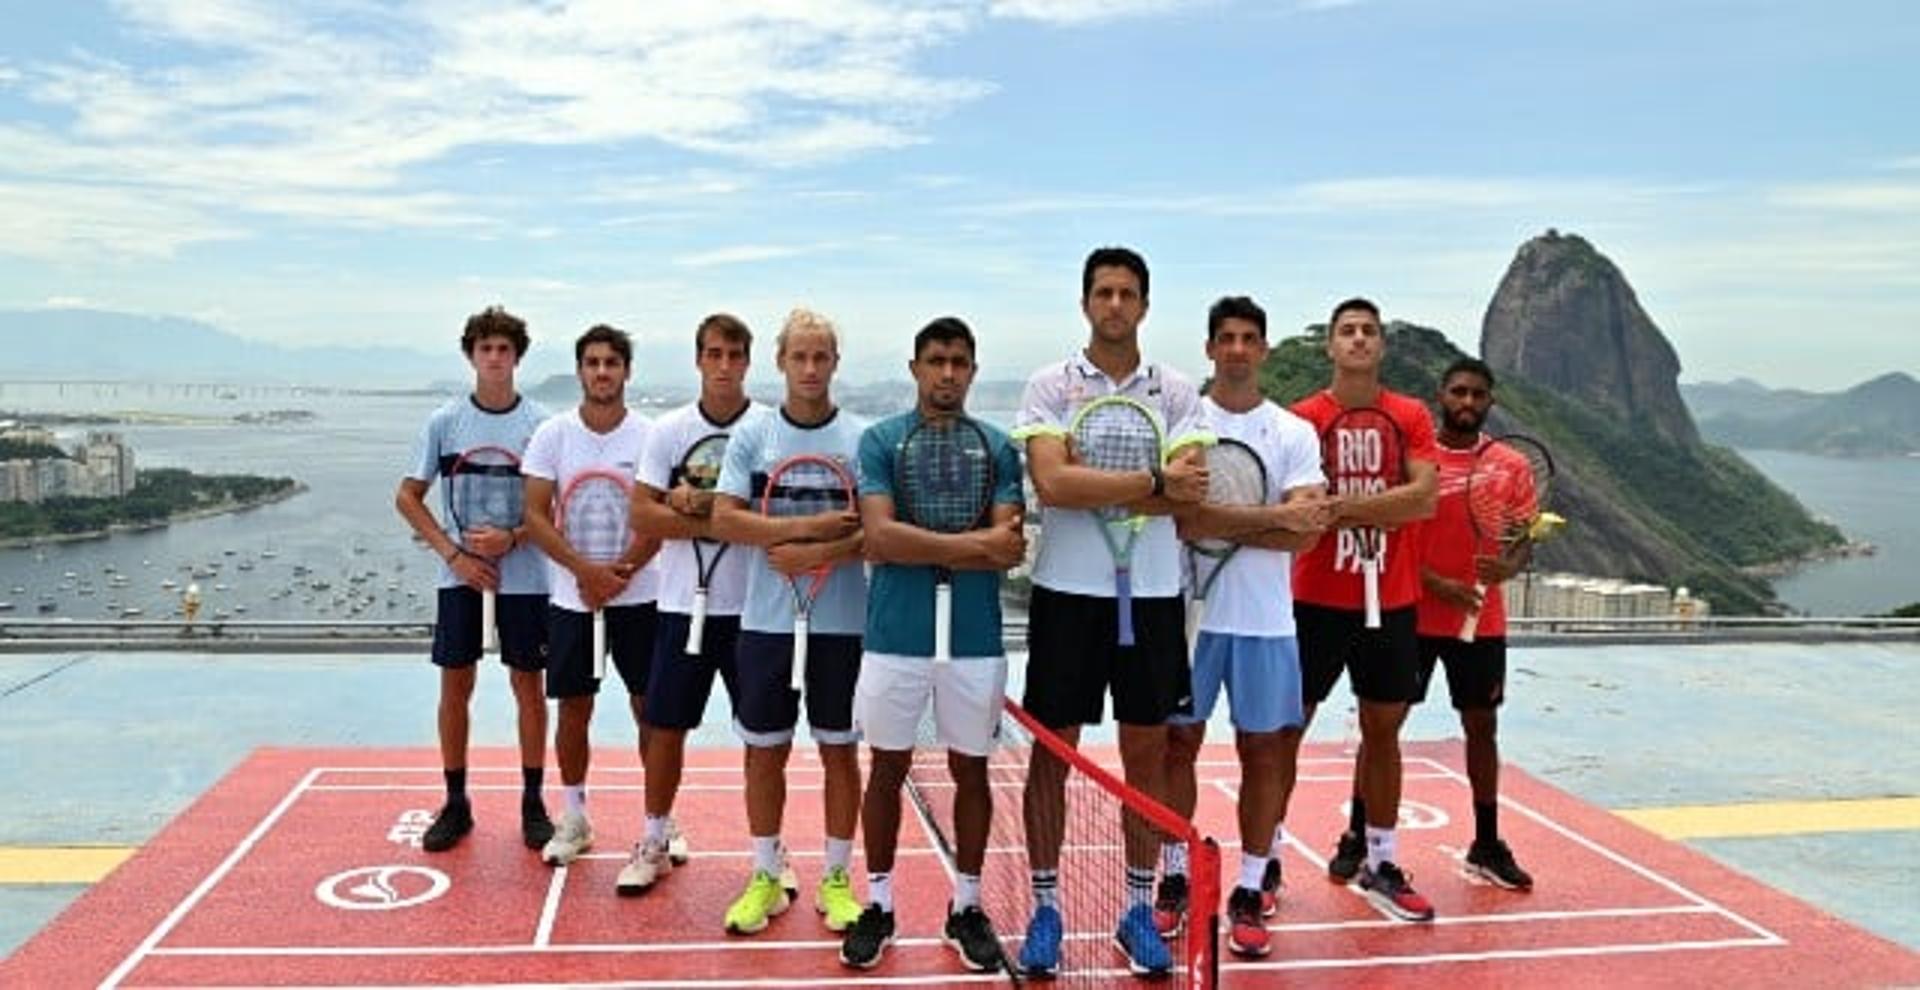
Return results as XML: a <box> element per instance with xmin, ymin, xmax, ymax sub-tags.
<box><xmin>315</xmin><ymin>866</ymin><xmax>451</xmax><ymax>911</ymax></box>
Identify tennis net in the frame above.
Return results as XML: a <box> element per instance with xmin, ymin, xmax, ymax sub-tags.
<box><xmin>907</xmin><ymin>697</ymin><xmax>1221</xmax><ymax>987</ymax></box>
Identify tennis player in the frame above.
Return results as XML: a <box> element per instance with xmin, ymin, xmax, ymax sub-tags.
<box><xmin>1411</xmin><ymin>358</ymin><xmax>1533</xmax><ymax>890</ymax></box>
<box><xmin>620</xmin><ymin>313</ymin><xmax>765</xmax><ymax>894</ymax></box>
<box><xmin>394</xmin><ymin>306</ymin><xmax>553</xmax><ymax>853</ymax></box>
<box><xmin>1162</xmin><ymin>296</ymin><xmax>1329</xmax><ymax>956</ymax></box>
<box><xmin>838</xmin><ymin>317</ymin><xmax>1025</xmax><ymax>972</ymax></box>
<box><xmin>520</xmin><ymin>324</ymin><xmax>662</xmax><ymax>869</ymax></box>
<box><xmin>1288</xmin><ymin>298</ymin><xmax>1439</xmax><ymax>922</ymax></box>
<box><xmin>710</xmin><ymin>309</ymin><xmax>869</xmax><ymax>936</ymax></box>
<box><xmin>1011</xmin><ymin>247</ymin><xmax>1210</xmax><ymax>977</ymax></box>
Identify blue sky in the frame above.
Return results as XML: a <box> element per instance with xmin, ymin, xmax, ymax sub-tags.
<box><xmin>1</xmin><ymin>0</ymin><xmax>1915</xmax><ymax>389</ymax></box>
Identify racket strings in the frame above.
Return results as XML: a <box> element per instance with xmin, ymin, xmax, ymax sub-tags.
<box><xmin>677</xmin><ymin>438</ymin><xmax>729</xmax><ymax>491</ymax></box>
<box><xmin>1071</xmin><ymin>405</ymin><xmax>1161</xmax><ymax>474</ymax></box>
<box><xmin>448</xmin><ymin>451</ymin><xmax>525</xmax><ymax>532</ymax></box>
<box><xmin>562</xmin><ymin>481</ymin><xmax>631</xmax><ymax>562</ymax></box>
<box><xmin>898</xmin><ymin>430</ymin><xmax>992</xmax><ymax>533</ymax></box>
<box><xmin>765</xmin><ymin>463</ymin><xmax>853</xmax><ymax>518</ymax></box>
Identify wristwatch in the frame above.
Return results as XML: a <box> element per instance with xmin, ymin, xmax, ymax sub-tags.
<box><xmin>1149</xmin><ymin>463</ymin><xmax>1166</xmax><ymax>498</ymax></box>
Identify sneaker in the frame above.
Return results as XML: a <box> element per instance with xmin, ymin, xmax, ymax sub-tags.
<box><xmin>1112</xmin><ymin>902</ymin><xmax>1173</xmax><ymax>976</ymax></box>
<box><xmin>540</xmin><ymin>810</ymin><xmax>593</xmax><ymax>867</ymax></box>
<box><xmin>1260</xmin><ymin>857</ymin><xmax>1283</xmax><ymax>917</ymax></box>
<box><xmin>1017</xmin><ymin>903</ymin><xmax>1062</xmax><ymax>978</ymax></box>
<box><xmin>1465</xmin><ymin>838</ymin><xmax>1534</xmax><ymax>891</ymax></box>
<box><xmin>520</xmin><ymin>803</ymin><xmax>554</xmax><ymax>850</ymax></box>
<box><xmin>665</xmin><ymin>817</ymin><xmax>691</xmax><ymax>866</ymax></box>
<box><xmin>1327</xmin><ymin>829</ymin><xmax>1366</xmax><ymax>883</ymax></box>
<box><xmin>944</xmin><ymin>903</ymin><xmax>1005</xmax><ymax>973</ymax></box>
<box><xmin>1226</xmin><ymin>886</ymin><xmax>1270</xmax><ymax>958</ymax></box>
<box><xmin>839</xmin><ymin>904</ymin><xmax>895</xmax><ymax>969</ymax></box>
<box><xmin>616</xmin><ymin>838</ymin><xmax>672</xmax><ymax>896</ymax></box>
<box><xmin>420</xmin><ymin>800</ymin><xmax>472</xmax><ymax>853</ymax></box>
<box><xmin>724</xmin><ymin>870</ymin><xmax>792</xmax><ymax>935</ymax></box>
<box><xmin>816</xmin><ymin>866</ymin><xmax>862</xmax><ymax>932</ymax></box>
<box><xmin>1359</xmin><ymin>861</ymin><xmax>1436</xmax><ymax>922</ymax></box>
<box><xmin>1152</xmin><ymin>872</ymin><xmax>1189</xmax><ymax>937</ymax></box>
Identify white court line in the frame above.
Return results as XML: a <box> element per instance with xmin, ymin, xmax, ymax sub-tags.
<box><xmin>127</xmin><ymin>975</ymin><xmax>1010</xmax><ymax>989</ymax></box>
<box><xmin>532</xmin><ymin>865</ymin><xmax>567</xmax><ymax>948</ymax></box>
<box><xmin>1267</xmin><ymin>903</ymin><xmax>1718</xmax><ymax>934</ymax></box>
<box><xmin>1221</xmin><ymin>935</ymin><xmax>1784</xmax><ymax>973</ymax></box>
<box><xmin>149</xmin><ymin>934</ymin><xmax>956</xmax><ymax>956</ymax></box>
<box><xmin>99</xmin><ymin>767</ymin><xmax>323</xmax><ymax>990</ymax></box>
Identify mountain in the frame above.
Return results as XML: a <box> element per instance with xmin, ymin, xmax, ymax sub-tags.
<box><xmin>1685</xmin><ymin>373</ymin><xmax>1920</xmax><ymax>456</ymax></box>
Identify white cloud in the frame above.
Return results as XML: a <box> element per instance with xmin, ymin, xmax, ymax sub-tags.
<box><xmin>1770</xmin><ymin>181</ymin><xmax>1920</xmax><ymax>212</ymax></box>
<box><xmin>989</xmin><ymin>0</ymin><xmax>1214</xmax><ymax>25</ymax></box>
<box><xmin>41</xmin><ymin>295</ymin><xmax>100</xmax><ymax>309</ymax></box>
<box><xmin>673</xmin><ymin>243</ymin><xmax>841</xmax><ymax>268</ymax></box>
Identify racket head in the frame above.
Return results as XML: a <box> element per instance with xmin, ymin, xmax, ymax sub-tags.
<box><xmin>1189</xmin><ymin>437</ymin><xmax>1269</xmax><ymax>556</ymax></box>
<box><xmin>676</xmin><ymin>433</ymin><xmax>730</xmax><ymax>492</ymax></box>
<box><xmin>556</xmin><ymin>468</ymin><xmax>634</xmax><ymax>564</ymax></box>
<box><xmin>894</xmin><ymin>416</ymin><xmax>995</xmax><ymax>535</ymax></box>
<box><xmin>446</xmin><ymin>445</ymin><xmax>525</xmax><ymax>541</ymax></box>
<box><xmin>760</xmin><ymin>453</ymin><xmax>857</xmax><ymax>521</ymax></box>
<box><xmin>1466</xmin><ymin>434</ymin><xmax>1554</xmax><ymax>548</ymax></box>
<box><xmin>1319</xmin><ymin>405</ymin><xmax>1408</xmax><ymax>496</ymax></box>
<box><xmin>1069</xmin><ymin>396</ymin><xmax>1163</xmax><ymax>523</ymax></box>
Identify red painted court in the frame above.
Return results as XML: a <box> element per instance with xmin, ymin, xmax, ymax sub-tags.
<box><xmin>7</xmin><ymin>742</ymin><xmax>1917</xmax><ymax>988</ymax></box>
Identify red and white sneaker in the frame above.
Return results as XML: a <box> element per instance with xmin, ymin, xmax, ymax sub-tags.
<box><xmin>1226</xmin><ymin>887</ymin><xmax>1270</xmax><ymax>958</ymax></box>
<box><xmin>1358</xmin><ymin>861</ymin><xmax>1435</xmax><ymax>922</ymax></box>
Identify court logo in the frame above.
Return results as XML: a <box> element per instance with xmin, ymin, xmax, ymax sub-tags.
<box><xmin>316</xmin><ymin>865</ymin><xmax>451</xmax><ymax>911</ymax></box>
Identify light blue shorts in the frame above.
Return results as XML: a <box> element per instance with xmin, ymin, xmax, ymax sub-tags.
<box><xmin>1170</xmin><ymin>632</ymin><xmax>1305</xmax><ymax>734</ymax></box>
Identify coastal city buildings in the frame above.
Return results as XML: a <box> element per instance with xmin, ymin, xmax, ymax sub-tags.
<box><xmin>0</xmin><ymin>428</ymin><xmax>138</xmax><ymax>504</ymax></box>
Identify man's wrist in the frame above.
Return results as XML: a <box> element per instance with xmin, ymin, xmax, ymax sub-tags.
<box><xmin>1148</xmin><ymin>464</ymin><xmax>1165</xmax><ymax>498</ymax></box>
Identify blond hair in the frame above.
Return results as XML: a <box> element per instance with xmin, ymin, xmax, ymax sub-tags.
<box><xmin>776</xmin><ymin>307</ymin><xmax>839</xmax><ymax>358</ymax></box>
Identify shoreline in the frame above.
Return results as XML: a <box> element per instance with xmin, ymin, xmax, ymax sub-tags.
<box><xmin>0</xmin><ymin>483</ymin><xmax>308</xmax><ymax>551</ymax></box>
<box><xmin>1744</xmin><ymin>538</ymin><xmax>1879</xmax><ymax>579</ymax></box>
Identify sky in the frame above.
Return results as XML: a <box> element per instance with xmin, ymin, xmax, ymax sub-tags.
<box><xmin>0</xmin><ymin>0</ymin><xmax>1916</xmax><ymax>390</ymax></box>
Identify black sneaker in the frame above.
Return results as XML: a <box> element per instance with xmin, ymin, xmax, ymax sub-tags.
<box><xmin>1151</xmin><ymin>872</ymin><xmax>1188</xmax><ymax>936</ymax></box>
<box><xmin>1465</xmin><ymin>838</ymin><xmax>1534</xmax><ymax>891</ymax></box>
<box><xmin>520</xmin><ymin>802</ymin><xmax>555</xmax><ymax>850</ymax></box>
<box><xmin>421</xmin><ymin>800</ymin><xmax>473</xmax><ymax>853</ymax></box>
<box><xmin>1226</xmin><ymin>886</ymin><xmax>1271</xmax><ymax>958</ymax></box>
<box><xmin>1260</xmin><ymin>857</ymin><xmax>1283</xmax><ymax>917</ymax></box>
<box><xmin>1327</xmin><ymin>830</ymin><xmax>1365</xmax><ymax>883</ymax></box>
<box><xmin>943</xmin><ymin>903</ymin><xmax>1005</xmax><ymax>973</ymax></box>
<box><xmin>1358</xmin><ymin>861</ymin><xmax>1436</xmax><ymax>922</ymax></box>
<box><xmin>839</xmin><ymin>904</ymin><xmax>896</xmax><ymax>970</ymax></box>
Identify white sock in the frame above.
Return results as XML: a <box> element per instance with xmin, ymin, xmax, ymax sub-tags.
<box><xmin>869</xmin><ymin>872</ymin><xmax>893</xmax><ymax>912</ymax></box>
<box><xmin>1160</xmin><ymin>841</ymin><xmax>1187</xmax><ymax>878</ymax></box>
<box><xmin>825</xmin><ymin>837</ymin><xmax>854</xmax><ymax>873</ymax></box>
<box><xmin>1239</xmin><ymin>851</ymin><xmax>1267</xmax><ymax>891</ymax></box>
<box><xmin>1031</xmin><ymin>869</ymin><xmax>1060</xmax><ymax>908</ymax></box>
<box><xmin>563</xmin><ymin>784</ymin><xmax>587</xmax><ymax>817</ymax></box>
<box><xmin>1269</xmin><ymin>822</ymin><xmax>1288</xmax><ymax>860</ymax></box>
<box><xmin>1365</xmin><ymin>825</ymin><xmax>1396</xmax><ymax>871</ymax></box>
<box><xmin>954</xmin><ymin>873</ymin><xmax>982</xmax><ymax>910</ymax></box>
<box><xmin>752</xmin><ymin>835</ymin><xmax>781</xmax><ymax>875</ymax></box>
<box><xmin>1125</xmin><ymin>866</ymin><xmax>1155</xmax><ymax>909</ymax></box>
<box><xmin>644</xmin><ymin>814</ymin><xmax>668</xmax><ymax>844</ymax></box>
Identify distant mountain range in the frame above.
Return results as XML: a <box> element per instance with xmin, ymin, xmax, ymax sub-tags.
<box><xmin>1682</xmin><ymin>374</ymin><xmax>1920</xmax><ymax>456</ymax></box>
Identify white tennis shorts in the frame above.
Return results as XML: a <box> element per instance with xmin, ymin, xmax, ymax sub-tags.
<box><xmin>852</xmin><ymin>652</ymin><xmax>1008</xmax><ymax>757</ymax></box>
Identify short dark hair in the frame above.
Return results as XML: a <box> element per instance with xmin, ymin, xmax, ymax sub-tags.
<box><xmin>913</xmin><ymin>316</ymin><xmax>976</xmax><ymax>360</ymax></box>
<box><xmin>575</xmin><ymin>323</ymin><xmax>632</xmax><ymax>366</ymax></box>
<box><xmin>1329</xmin><ymin>296</ymin><xmax>1380</xmax><ymax>327</ymax></box>
<box><xmin>695</xmin><ymin>312</ymin><xmax>753</xmax><ymax>356</ymax></box>
<box><xmin>1442</xmin><ymin>356</ymin><xmax>1496</xmax><ymax>390</ymax></box>
<box><xmin>1207</xmin><ymin>295</ymin><xmax>1266</xmax><ymax>341</ymax></box>
<box><xmin>461</xmin><ymin>305</ymin><xmax>529</xmax><ymax>358</ymax></box>
<box><xmin>1081</xmin><ymin>246</ymin><xmax>1150</xmax><ymax>301</ymax></box>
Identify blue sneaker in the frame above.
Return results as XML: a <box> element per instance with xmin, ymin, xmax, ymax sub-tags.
<box><xmin>1018</xmin><ymin>904</ymin><xmax>1062</xmax><ymax>978</ymax></box>
<box><xmin>1113</xmin><ymin>902</ymin><xmax>1172</xmax><ymax>976</ymax></box>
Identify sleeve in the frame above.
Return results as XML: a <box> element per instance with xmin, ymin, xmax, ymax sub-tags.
<box><xmin>637</xmin><ymin>418</ymin><xmax>673</xmax><ymax>492</ymax></box>
<box><xmin>1010</xmin><ymin>366</ymin><xmax>1068</xmax><ymax>443</ymax></box>
<box><xmin>1277</xmin><ymin>414</ymin><xmax>1327</xmax><ymax>493</ymax></box>
<box><xmin>1160</xmin><ymin>370</ymin><xmax>1215</xmax><ymax>453</ymax></box>
<box><xmin>521</xmin><ymin>419</ymin><xmax>560</xmax><ymax>481</ymax></box>
<box><xmin>857</xmin><ymin>422</ymin><xmax>894</xmax><ymax>499</ymax></box>
<box><xmin>993</xmin><ymin>432</ymin><xmax>1025</xmax><ymax>507</ymax></box>
<box><xmin>1399</xmin><ymin>396</ymin><xmax>1440</xmax><ymax>465</ymax></box>
<box><xmin>716</xmin><ymin>415</ymin><xmax>758</xmax><ymax>501</ymax></box>
<box><xmin>407</xmin><ymin>409</ymin><xmax>442</xmax><ymax>482</ymax></box>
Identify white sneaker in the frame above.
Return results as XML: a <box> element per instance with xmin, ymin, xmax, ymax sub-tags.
<box><xmin>666</xmin><ymin>817</ymin><xmax>691</xmax><ymax>866</ymax></box>
<box><xmin>616</xmin><ymin>838</ymin><xmax>672</xmax><ymax>895</ymax></box>
<box><xmin>541</xmin><ymin>811</ymin><xmax>593</xmax><ymax>866</ymax></box>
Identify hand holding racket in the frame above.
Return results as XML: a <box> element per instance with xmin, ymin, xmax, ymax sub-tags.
<box><xmin>446</xmin><ymin>445</ymin><xmax>525</xmax><ymax>653</ymax></box>
<box><xmin>1183</xmin><ymin>438</ymin><xmax>1268</xmax><ymax>655</ymax></box>
<box><xmin>1068</xmin><ymin>395</ymin><xmax>1169</xmax><ymax>646</ymax></box>
<box><xmin>1460</xmin><ymin>435</ymin><xmax>1564</xmax><ymax>642</ymax></box>
<box><xmin>761</xmin><ymin>454</ymin><xmax>858</xmax><ymax>692</ymax></box>
<box><xmin>557</xmin><ymin>468</ymin><xmax>637</xmax><ymax>680</ymax></box>
<box><xmin>1320</xmin><ymin>407</ymin><xmax>1408</xmax><ymax>629</ymax></box>
<box><xmin>675</xmin><ymin>432</ymin><xmax>730</xmax><ymax>655</ymax></box>
<box><xmin>895</xmin><ymin>416</ymin><xmax>997</xmax><ymax>664</ymax></box>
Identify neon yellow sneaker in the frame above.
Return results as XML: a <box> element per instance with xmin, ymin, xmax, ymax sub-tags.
<box><xmin>817</xmin><ymin>865</ymin><xmax>862</xmax><ymax>932</ymax></box>
<box><xmin>724</xmin><ymin>870</ymin><xmax>791</xmax><ymax>935</ymax></box>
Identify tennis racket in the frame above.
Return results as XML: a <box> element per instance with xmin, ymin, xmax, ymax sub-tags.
<box><xmin>760</xmin><ymin>454</ymin><xmax>857</xmax><ymax>692</ymax></box>
<box><xmin>556</xmin><ymin>468</ymin><xmax>635</xmax><ymax>681</ymax></box>
<box><xmin>895</xmin><ymin>416</ymin><xmax>997</xmax><ymax>665</ymax></box>
<box><xmin>1183</xmin><ymin>437</ymin><xmax>1268</xmax><ymax>655</ymax></box>
<box><xmin>676</xmin><ymin>432</ymin><xmax>731</xmax><ymax>655</ymax></box>
<box><xmin>446</xmin><ymin>444</ymin><xmax>524</xmax><ymax>653</ymax></box>
<box><xmin>1460</xmin><ymin>434</ymin><xmax>1559</xmax><ymax>642</ymax></box>
<box><xmin>1320</xmin><ymin>406</ymin><xmax>1408</xmax><ymax>629</ymax></box>
<box><xmin>1069</xmin><ymin>395</ymin><xmax>1165</xmax><ymax>646</ymax></box>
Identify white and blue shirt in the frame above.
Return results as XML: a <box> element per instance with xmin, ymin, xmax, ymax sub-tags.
<box><xmin>407</xmin><ymin>394</ymin><xmax>551</xmax><ymax>594</ymax></box>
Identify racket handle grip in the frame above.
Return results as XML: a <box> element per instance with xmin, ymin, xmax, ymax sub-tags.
<box><xmin>1459</xmin><ymin>581</ymin><xmax>1488</xmax><ymax>643</ymax></box>
<box><xmin>592</xmin><ymin>609</ymin><xmax>607</xmax><ymax>682</ymax></box>
<box><xmin>790</xmin><ymin>615</ymin><xmax>810</xmax><ymax>693</ymax></box>
<box><xmin>1184</xmin><ymin>595</ymin><xmax>1203</xmax><ymax>660</ymax></box>
<box><xmin>686</xmin><ymin>590</ymin><xmax>708</xmax><ymax>656</ymax></box>
<box><xmin>933</xmin><ymin>584</ymin><xmax>953</xmax><ymax>665</ymax></box>
<box><xmin>1363</xmin><ymin>558</ymin><xmax>1381</xmax><ymax>630</ymax></box>
<box><xmin>481</xmin><ymin>589</ymin><xmax>498</xmax><ymax>653</ymax></box>
<box><xmin>1115</xmin><ymin>569</ymin><xmax>1136</xmax><ymax>647</ymax></box>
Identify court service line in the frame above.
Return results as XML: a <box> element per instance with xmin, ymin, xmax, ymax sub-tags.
<box><xmin>126</xmin><ymin>975</ymin><xmax>1012</xmax><ymax>989</ymax></box>
<box><xmin>99</xmin><ymin>767</ymin><xmax>325</xmax><ymax>990</ymax></box>
<box><xmin>532</xmin><ymin>864</ymin><xmax>567</xmax><ymax>948</ymax></box>
<box><xmin>149</xmin><ymin>934</ymin><xmax>959</xmax><ymax>956</ymax></box>
<box><xmin>1266</xmin><ymin>903</ymin><xmax>1719</xmax><ymax>934</ymax></box>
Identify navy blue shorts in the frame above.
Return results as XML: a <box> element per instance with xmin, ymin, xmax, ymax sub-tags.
<box><xmin>546</xmin><ymin>602</ymin><xmax>658</xmax><ymax>700</ymax></box>
<box><xmin>733</xmin><ymin>630</ymin><xmax>861</xmax><ymax>745</ymax></box>
<box><xmin>432</xmin><ymin>587</ymin><xmax>548</xmax><ymax>673</ymax></box>
<box><xmin>1295</xmin><ymin>603</ymin><xmax>1421</xmax><ymax>706</ymax></box>
<box><xmin>644</xmin><ymin>611</ymin><xmax>743</xmax><ymax>731</ymax></box>
<box><xmin>1415</xmin><ymin>635</ymin><xmax>1507</xmax><ymax>711</ymax></box>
